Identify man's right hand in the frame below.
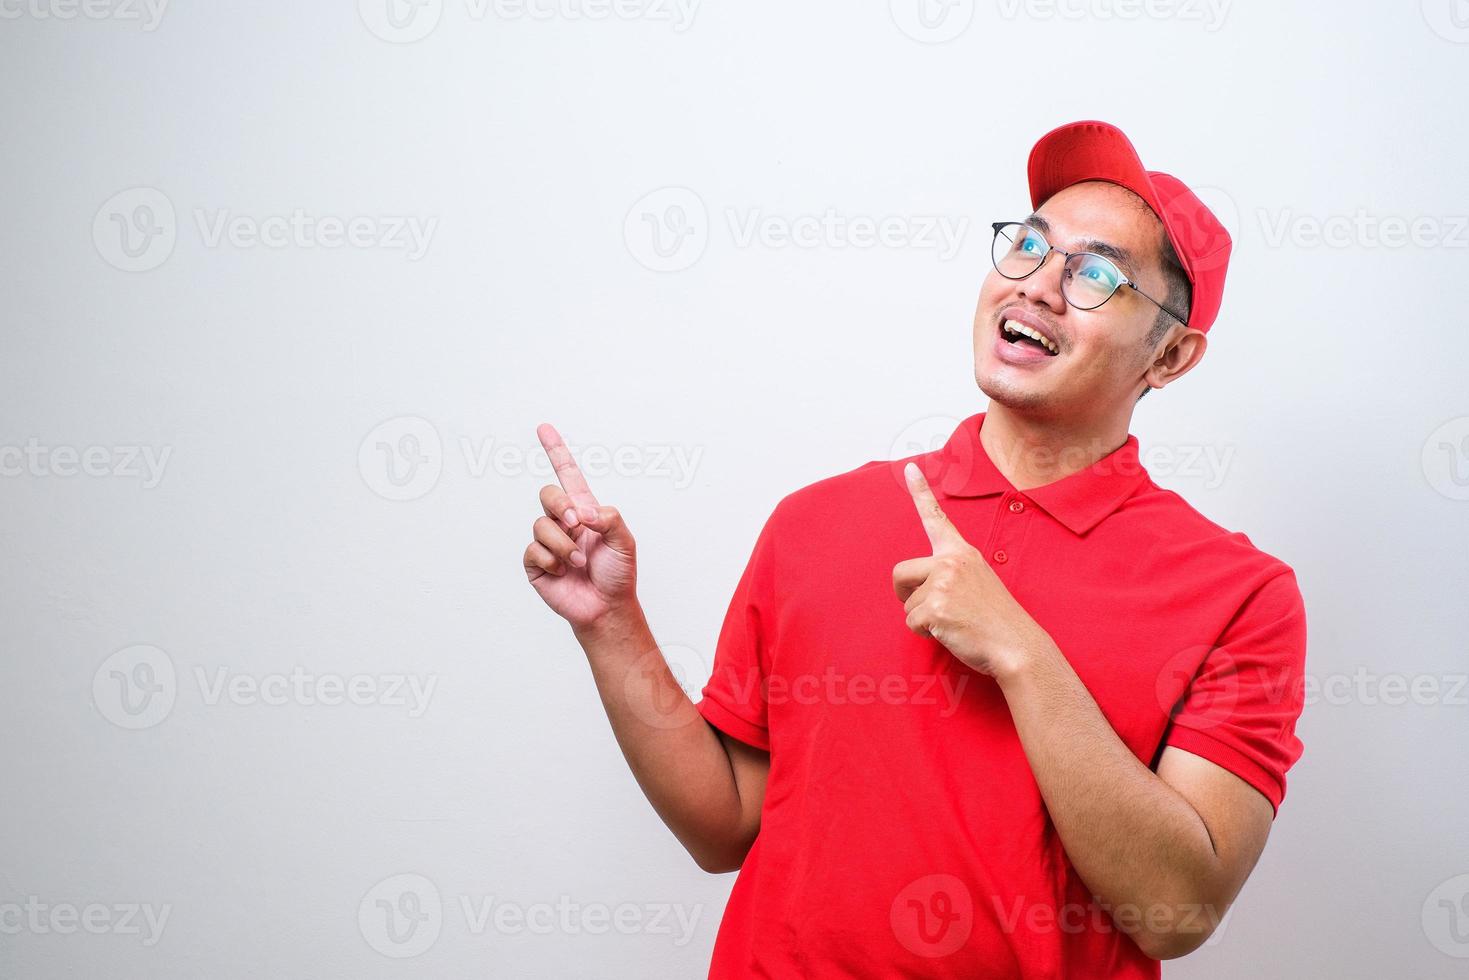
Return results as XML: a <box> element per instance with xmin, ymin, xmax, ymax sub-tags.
<box><xmin>523</xmin><ymin>423</ymin><xmax>765</xmax><ymax>874</ymax></box>
<box><xmin>523</xmin><ymin>422</ymin><xmax>638</xmax><ymax>632</ymax></box>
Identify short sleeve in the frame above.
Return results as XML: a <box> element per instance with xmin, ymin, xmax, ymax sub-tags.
<box><xmin>695</xmin><ymin>503</ymin><xmax>783</xmax><ymax>752</ymax></box>
<box><xmin>1161</xmin><ymin>569</ymin><xmax>1308</xmax><ymax>816</ymax></box>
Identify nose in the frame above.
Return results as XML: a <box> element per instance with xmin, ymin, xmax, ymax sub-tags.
<box><xmin>1016</xmin><ymin>253</ymin><xmax>1067</xmax><ymax>315</ymax></box>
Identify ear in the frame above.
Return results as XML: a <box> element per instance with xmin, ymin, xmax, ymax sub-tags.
<box><xmin>1143</xmin><ymin>327</ymin><xmax>1207</xmax><ymax>394</ymax></box>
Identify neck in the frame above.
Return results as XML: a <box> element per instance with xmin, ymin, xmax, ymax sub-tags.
<box><xmin>979</xmin><ymin>402</ymin><xmax>1132</xmax><ymax>491</ymax></box>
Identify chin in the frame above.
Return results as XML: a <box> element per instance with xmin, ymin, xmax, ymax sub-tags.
<box><xmin>975</xmin><ymin>365</ymin><xmax>1059</xmax><ymax>416</ymax></box>
<box><xmin>976</xmin><ymin>369</ymin><xmax>1034</xmax><ymax>408</ymax></box>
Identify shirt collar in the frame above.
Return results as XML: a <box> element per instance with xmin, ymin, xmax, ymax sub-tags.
<box><xmin>921</xmin><ymin>411</ymin><xmax>1151</xmax><ymax>536</ymax></box>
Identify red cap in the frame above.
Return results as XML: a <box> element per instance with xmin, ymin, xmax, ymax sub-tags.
<box><xmin>1027</xmin><ymin>120</ymin><xmax>1231</xmax><ymax>333</ymax></box>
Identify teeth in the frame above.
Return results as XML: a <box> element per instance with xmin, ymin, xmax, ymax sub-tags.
<box><xmin>1002</xmin><ymin>320</ymin><xmax>1058</xmax><ymax>355</ymax></box>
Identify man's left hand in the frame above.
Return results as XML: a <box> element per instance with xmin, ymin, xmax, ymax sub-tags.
<box><xmin>893</xmin><ymin>461</ymin><xmax>1057</xmax><ymax>680</ymax></box>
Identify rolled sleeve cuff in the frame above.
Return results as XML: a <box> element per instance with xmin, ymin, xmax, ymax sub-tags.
<box><xmin>696</xmin><ymin>694</ymin><xmax>770</xmax><ymax>752</ymax></box>
<box><xmin>1163</xmin><ymin>726</ymin><xmax>1285</xmax><ymax>817</ymax></box>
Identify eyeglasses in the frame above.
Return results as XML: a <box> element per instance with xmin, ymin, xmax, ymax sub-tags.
<box><xmin>989</xmin><ymin>221</ymin><xmax>1188</xmax><ymax>326</ymax></box>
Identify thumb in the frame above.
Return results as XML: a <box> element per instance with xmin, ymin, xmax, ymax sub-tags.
<box><xmin>579</xmin><ymin>503</ymin><xmax>635</xmax><ymax>554</ymax></box>
<box><xmin>904</xmin><ymin>461</ymin><xmax>964</xmax><ymax>553</ymax></box>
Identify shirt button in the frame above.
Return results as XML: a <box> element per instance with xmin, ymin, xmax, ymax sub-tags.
<box><xmin>1008</xmin><ymin>500</ymin><xmax>1025</xmax><ymax>514</ymax></box>
<box><xmin>993</xmin><ymin>549</ymin><xmax>1008</xmax><ymax>564</ymax></box>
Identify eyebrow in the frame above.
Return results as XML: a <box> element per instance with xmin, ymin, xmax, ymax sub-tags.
<box><xmin>1024</xmin><ymin>212</ymin><xmax>1138</xmax><ymax>278</ymax></box>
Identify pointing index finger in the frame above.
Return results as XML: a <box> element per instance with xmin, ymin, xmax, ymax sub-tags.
<box><xmin>537</xmin><ymin>422</ymin><xmax>600</xmax><ymax>507</ymax></box>
<box><xmin>904</xmin><ymin>461</ymin><xmax>960</xmax><ymax>552</ymax></box>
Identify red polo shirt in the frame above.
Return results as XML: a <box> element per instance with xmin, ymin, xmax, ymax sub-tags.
<box><xmin>695</xmin><ymin>411</ymin><xmax>1308</xmax><ymax>978</ymax></box>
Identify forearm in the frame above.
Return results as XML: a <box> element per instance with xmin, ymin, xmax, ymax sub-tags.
<box><xmin>573</xmin><ymin>604</ymin><xmax>751</xmax><ymax>872</ymax></box>
<box><xmin>995</xmin><ymin>639</ymin><xmax>1228</xmax><ymax>956</ymax></box>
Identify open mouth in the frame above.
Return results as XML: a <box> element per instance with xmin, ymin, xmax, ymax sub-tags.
<box><xmin>998</xmin><ymin>317</ymin><xmax>1059</xmax><ymax>356</ymax></box>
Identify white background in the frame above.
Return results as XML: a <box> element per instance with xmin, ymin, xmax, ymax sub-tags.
<box><xmin>2</xmin><ymin>1</ymin><xmax>1466</xmax><ymax>976</ymax></box>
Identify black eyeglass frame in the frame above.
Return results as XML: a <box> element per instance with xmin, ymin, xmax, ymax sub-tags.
<box><xmin>989</xmin><ymin>221</ymin><xmax>1189</xmax><ymax>327</ymax></box>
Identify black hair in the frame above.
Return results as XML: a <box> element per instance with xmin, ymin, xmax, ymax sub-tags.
<box><xmin>1136</xmin><ymin>227</ymin><xmax>1191</xmax><ymax>401</ymax></box>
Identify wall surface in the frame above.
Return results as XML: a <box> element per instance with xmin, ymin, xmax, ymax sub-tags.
<box><xmin>2</xmin><ymin>2</ymin><xmax>1466</xmax><ymax>976</ymax></box>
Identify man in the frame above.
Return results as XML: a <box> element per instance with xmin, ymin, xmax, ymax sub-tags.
<box><xmin>523</xmin><ymin>120</ymin><xmax>1308</xmax><ymax>977</ymax></box>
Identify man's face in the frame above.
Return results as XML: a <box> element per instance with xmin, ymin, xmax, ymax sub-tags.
<box><xmin>973</xmin><ymin>180</ymin><xmax>1177</xmax><ymax>420</ymax></box>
